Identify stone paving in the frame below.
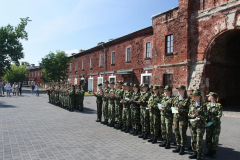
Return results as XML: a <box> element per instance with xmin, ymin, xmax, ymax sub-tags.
<box><xmin>0</xmin><ymin>89</ymin><xmax>240</xmax><ymax>160</ymax></box>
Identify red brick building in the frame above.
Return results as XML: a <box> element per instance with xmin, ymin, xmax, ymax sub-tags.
<box><xmin>67</xmin><ymin>0</ymin><xmax>240</xmax><ymax>105</ymax></box>
<box><xmin>27</xmin><ymin>64</ymin><xmax>43</xmax><ymax>86</ymax></box>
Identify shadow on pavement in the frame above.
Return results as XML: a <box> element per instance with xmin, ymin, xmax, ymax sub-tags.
<box><xmin>80</xmin><ymin>107</ymin><xmax>97</xmax><ymax>114</ymax></box>
<box><xmin>0</xmin><ymin>102</ymin><xmax>17</xmax><ymax>108</ymax></box>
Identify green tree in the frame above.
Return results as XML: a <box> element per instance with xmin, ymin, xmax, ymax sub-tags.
<box><xmin>21</xmin><ymin>61</ymin><xmax>30</xmax><ymax>66</ymax></box>
<box><xmin>0</xmin><ymin>17</ymin><xmax>31</xmax><ymax>76</ymax></box>
<box><xmin>40</xmin><ymin>50</ymin><xmax>71</xmax><ymax>83</ymax></box>
<box><xmin>3</xmin><ymin>64</ymin><xmax>29</xmax><ymax>84</ymax></box>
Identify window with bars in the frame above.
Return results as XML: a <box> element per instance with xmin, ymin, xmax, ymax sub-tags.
<box><xmin>99</xmin><ymin>55</ymin><xmax>103</xmax><ymax>67</ymax></box>
<box><xmin>75</xmin><ymin>62</ymin><xmax>78</xmax><ymax>72</ymax></box>
<box><xmin>145</xmin><ymin>42</ymin><xmax>151</xmax><ymax>58</ymax></box>
<box><xmin>143</xmin><ymin>76</ymin><xmax>151</xmax><ymax>85</ymax></box>
<box><xmin>82</xmin><ymin>60</ymin><xmax>84</xmax><ymax>70</ymax></box>
<box><xmin>126</xmin><ymin>47</ymin><xmax>131</xmax><ymax>62</ymax></box>
<box><xmin>166</xmin><ymin>35</ymin><xmax>173</xmax><ymax>54</ymax></box>
<box><xmin>90</xmin><ymin>58</ymin><xmax>92</xmax><ymax>69</ymax></box>
<box><xmin>163</xmin><ymin>74</ymin><xmax>172</xmax><ymax>86</ymax></box>
<box><xmin>70</xmin><ymin>63</ymin><xmax>72</xmax><ymax>72</ymax></box>
<box><xmin>111</xmin><ymin>52</ymin><xmax>115</xmax><ymax>64</ymax></box>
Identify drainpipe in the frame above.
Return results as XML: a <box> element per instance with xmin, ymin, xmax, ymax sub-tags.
<box><xmin>101</xmin><ymin>43</ymin><xmax>106</xmax><ymax>80</ymax></box>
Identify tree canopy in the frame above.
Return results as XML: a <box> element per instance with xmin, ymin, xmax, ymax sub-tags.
<box><xmin>40</xmin><ymin>50</ymin><xmax>71</xmax><ymax>83</ymax></box>
<box><xmin>0</xmin><ymin>17</ymin><xmax>31</xmax><ymax>76</ymax></box>
<box><xmin>3</xmin><ymin>64</ymin><xmax>29</xmax><ymax>84</ymax></box>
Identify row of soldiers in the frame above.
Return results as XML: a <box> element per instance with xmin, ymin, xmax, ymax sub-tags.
<box><xmin>47</xmin><ymin>82</ymin><xmax>85</xmax><ymax>112</ymax></box>
<box><xmin>94</xmin><ymin>80</ymin><xmax>222</xmax><ymax>160</ymax></box>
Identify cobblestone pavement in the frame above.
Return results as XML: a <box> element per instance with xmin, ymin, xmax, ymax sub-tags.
<box><xmin>0</xmin><ymin>89</ymin><xmax>240</xmax><ymax>160</ymax></box>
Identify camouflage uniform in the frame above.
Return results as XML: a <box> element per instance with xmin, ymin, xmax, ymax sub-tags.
<box><xmin>130</xmin><ymin>90</ymin><xmax>141</xmax><ymax>131</ymax></box>
<box><xmin>139</xmin><ymin>92</ymin><xmax>151</xmax><ymax>133</ymax></box>
<box><xmin>108</xmin><ymin>87</ymin><xmax>116</xmax><ymax>123</ymax></box>
<box><xmin>75</xmin><ymin>86</ymin><xmax>81</xmax><ymax>110</ymax></box>
<box><xmin>122</xmin><ymin>89</ymin><xmax>133</xmax><ymax>127</ymax></box>
<box><xmin>102</xmin><ymin>81</ymin><xmax>110</xmax><ymax>123</ymax></box>
<box><xmin>68</xmin><ymin>86</ymin><xmax>75</xmax><ymax>111</ymax></box>
<box><xmin>115</xmin><ymin>87</ymin><xmax>124</xmax><ymax>125</ymax></box>
<box><xmin>79</xmin><ymin>87</ymin><xmax>85</xmax><ymax>111</ymax></box>
<box><xmin>94</xmin><ymin>86</ymin><xmax>103</xmax><ymax>122</ymax></box>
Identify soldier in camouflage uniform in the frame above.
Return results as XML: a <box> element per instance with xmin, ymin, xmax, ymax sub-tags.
<box><xmin>68</xmin><ymin>85</ymin><xmax>75</xmax><ymax>112</ymax></box>
<box><xmin>108</xmin><ymin>81</ymin><xmax>116</xmax><ymax>127</ymax></box>
<box><xmin>120</xmin><ymin>82</ymin><xmax>133</xmax><ymax>133</ymax></box>
<box><xmin>114</xmin><ymin>81</ymin><xmax>124</xmax><ymax>129</ymax></box>
<box><xmin>147</xmin><ymin>85</ymin><xmax>162</xmax><ymax>143</ymax></box>
<box><xmin>188</xmin><ymin>89</ymin><xmax>207</xmax><ymax>160</ymax></box>
<box><xmin>75</xmin><ymin>85</ymin><xmax>81</xmax><ymax>111</ymax></box>
<box><xmin>149</xmin><ymin>85</ymin><xmax>153</xmax><ymax>94</ymax></box>
<box><xmin>172</xmin><ymin>85</ymin><xmax>191</xmax><ymax>155</ymax></box>
<box><xmin>94</xmin><ymin>83</ymin><xmax>103</xmax><ymax>122</ymax></box>
<box><xmin>138</xmin><ymin>83</ymin><xmax>151</xmax><ymax>139</ymax></box>
<box><xmin>129</xmin><ymin>84</ymin><xmax>141</xmax><ymax>135</ymax></box>
<box><xmin>159</xmin><ymin>85</ymin><xmax>174</xmax><ymax>149</ymax></box>
<box><xmin>101</xmin><ymin>80</ymin><xmax>110</xmax><ymax>125</ymax></box>
<box><xmin>79</xmin><ymin>85</ymin><xmax>85</xmax><ymax>112</ymax></box>
<box><xmin>204</xmin><ymin>92</ymin><xmax>222</xmax><ymax>158</ymax></box>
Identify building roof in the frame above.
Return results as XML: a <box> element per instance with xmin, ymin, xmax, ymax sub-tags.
<box><xmin>151</xmin><ymin>6</ymin><xmax>179</xmax><ymax>19</ymax></box>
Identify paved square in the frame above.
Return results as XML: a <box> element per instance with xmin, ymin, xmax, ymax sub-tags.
<box><xmin>0</xmin><ymin>90</ymin><xmax>240</xmax><ymax>160</ymax></box>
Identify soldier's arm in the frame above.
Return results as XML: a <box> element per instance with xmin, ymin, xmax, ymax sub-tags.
<box><xmin>215</xmin><ymin>104</ymin><xmax>223</xmax><ymax>121</ymax></box>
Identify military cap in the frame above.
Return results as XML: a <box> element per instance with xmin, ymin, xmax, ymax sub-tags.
<box><xmin>117</xmin><ymin>81</ymin><xmax>124</xmax><ymax>85</ymax></box>
<box><xmin>123</xmin><ymin>82</ymin><xmax>131</xmax><ymax>86</ymax></box>
<box><xmin>98</xmin><ymin>83</ymin><xmax>102</xmax><ymax>86</ymax></box>
<box><xmin>149</xmin><ymin>85</ymin><xmax>153</xmax><ymax>89</ymax></box>
<box><xmin>176</xmin><ymin>85</ymin><xmax>186</xmax><ymax>90</ymax></box>
<box><xmin>153</xmin><ymin>85</ymin><xmax>159</xmax><ymax>90</ymax></box>
<box><xmin>110</xmin><ymin>81</ymin><xmax>115</xmax><ymax>85</ymax></box>
<box><xmin>164</xmin><ymin>85</ymin><xmax>172</xmax><ymax>91</ymax></box>
<box><xmin>103</xmin><ymin>80</ymin><xmax>109</xmax><ymax>84</ymax></box>
<box><xmin>130</xmin><ymin>83</ymin><xmax>133</xmax><ymax>87</ymax></box>
<box><xmin>142</xmin><ymin>83</ymin><xmax>149</xmax><ymax>87</ymax></box>
<box><xmin>206</xmin><ymin>92</ymin><xmax>218</xmax><ymax>98</ymax></box>
<box><xmin>191</xmin><ymin>89</ymin><xmax>201</xmax><ymax>96</ymax></box>
<box><xmin>159</xmin><ymin>85</ymin><xmax>164</xmax><ymax>89</ymax></box>
<box><xmin>133</xmin><ymin>84</ymin><xmax>139</xmax><ymax>88</ymax></box>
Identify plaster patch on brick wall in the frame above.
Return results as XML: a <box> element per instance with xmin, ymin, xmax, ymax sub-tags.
<box><xmin>227</xmin><ymin>11</ymin><xmax>236</xmax><ymax>29</ymax></box>
<box><xmin>236</xmin><ymin>14</ymin><xmax>240</xmax><ymax>26</ymax></box>
<box><xmin>188</xmin><ymin>64</ymin><xmax>204</xmax><ymax>90</ymax></box>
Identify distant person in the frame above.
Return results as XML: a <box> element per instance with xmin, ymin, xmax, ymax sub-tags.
<box><xmin>5</xmin><ymin>82</ymin><xmax>11</xmax><ymax>97</ymax></box>
<box><xmin>31</xmin><ymin>83</ymin><xmax>35</xmax><ymax>95</ymax></box>
<box><xmin>36</xmin><ymin>83</ymin><xmax>39</xmax><ymax>96</ymax></box>
<box><xmin>16</xmin><ymin>82</ymin><xmax>19</xmax><ymax>96</ymax></box>
<box><xmin>2</xmin><ymin>81</ymin><xmax>5</xmax><ymax>95</ymax></box>
<box><xmin>19</xmin><ymin>82</ymin><xmax>22</xmax><ymax>95</ymax></box>
<box><xmin>12</xmin><ymin>82</ymin><xmax>17</xmax><ymax>96</ymax></box>
<box><xmin>0</xmin><ymin>81</ymin><xmax>3</xmax><ymax>96</ymax></box>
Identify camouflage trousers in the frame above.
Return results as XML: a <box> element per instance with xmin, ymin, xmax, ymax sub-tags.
<box><xmin>69</xmin><ymin>97</ymin><xmax>75</xmax><ymax>110</ymax></box>
<box><xmin>140</xmin><ymin>108</ymin><xmax>150</xmax><ymax>133</ymax></box>
<box><xmin>97</xmin><ymin>102</ymin><xmax>102</xmax><ymax>121</ymax></box>
<box><xmin>76</xmin><ymin>99</ymin><xmax>83</xmax><ymax>110</ymax></box>
<box><xmin>115</xmin><ymin>103</ymin><xmax>123</xmax><ymax>124</ymax></box>
<box><xmin>206</xmin><ymin>123</ymin><xmax>221</xmax><ymax>150</ymax></box>
<box><xmin>190</xmin><ymin>126</ymin><xmax>205</xmax><ymax>153</ymax></box>
<box><xmin>131</xmin><ymin>107</ymin><xmax>140</xmax><ymax>130</ymax></box>
<box><xmin>108</xmin><ymin>101</ymin><xmax>115</xmax><ymax>122</ymax></box>
<box><xmin>161</xmin><ymin>114</ymin><xmax>173</xmax><ymax>141</ymax></box>
<box><xmin>173</xmin><ymin>118</ymin><xmax>188</xmax><ymax>146</ymax></box>
<box><xmin>149</xmin><ymin>109</ymin><xmax>160</xmax><ymax>136</ymax></box>
<box><xmin>102</xmin><ymin>100</ymin><xmax>109</xmax><ymax>120</ymax></box>
<box><xmin>122</xmin><ymin>106</ymin><xmax>131</xmax><ymax>127</ymax></box>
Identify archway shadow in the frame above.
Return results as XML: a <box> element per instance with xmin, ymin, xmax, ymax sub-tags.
<box><xmin>0</xmin><ymin>102</ymin><xmax>17</xmax><ymax>108</ymax></box>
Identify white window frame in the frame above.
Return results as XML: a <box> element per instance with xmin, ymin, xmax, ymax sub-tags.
<box><xmin>111</xmin><ymin>52</ymin><xmax>115</xmax><ymax>64</ymax></box>
<box><xmin>38</xmin><ymin>72</ymin><xmax>40</xmax><ymax>77</ymax></box>
<box><xmin>166</xmin><ymin>34</ymin><xmax>173</xmax><ymax>54</ymax></box>
<box><xmin>126</xmin><ymin>47</ymin><xmax>131</xmax><ymax>62</ymax></box>
<box><xmin>145</xmin><ymin>42</ymin><xmax>151</xmax><ymax>58</ymax></box>
<box><xmin>99</xmin><ymin>55</ymin><xmax>103</xmax><ymax>67</ymax></box>
<box><xmin>74</xmin><ymin>78</ymin><xmax>77</xmax><ymax>85</ymax></box>
<box><xmin>109</xmin><ymin>75</ymin><xmax>116</xmax><ymax>86</ymax></box>
<box><xmin>141</xmin><ymin>72</ymin><xmax>152</xmax><ymax>84</ymax></box>
<box><xmin>75</xmin><ymin>62</ymin><xmax>78</xmax><ymax>72</ymax></box>
<box><xmin>90</xmin><ymin>58</ymin><xmax>92</xmax><ymax>69</ymax></box>
<box><xmin>82</xmin><ymin>60</ymin><xmax>84</xmax><ymax>70</ymax></box>
<box><xmin>97</xmin><ymin>77</ymin><xmax>103</xmax><ymax>91</ymax></box>
<box><xmin>88</xmin><ymin>77</ymin><xmax>93</xmax><ymax>92</ymax></box>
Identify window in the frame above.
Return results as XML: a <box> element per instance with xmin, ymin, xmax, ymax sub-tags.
<box><xmin>166</xmin><ymin>35</ymin><xmax>173</xmax><ymax>54</ymax></box>
<box><xmin>35</xmin><ymin>72</ymin><xmax>36</xmax><ymax>77</ymax></box>
<box><xmin>82</xmin><ymin>60</ymin><xmax>84</xmax><ymax>70</ymax></box>
<box><xmin>143</xmin><ymin>76</ymin><xmax>151</xmax><ymax>84</ymax></box>
<box><xmin>90</xmin><ymin>58</ymin><xmax>92</xmax><ymax>69</ymax></box>
<box><xmin>125</xmin><ymin>78</ymin><xmax>132</xmax><ymax>83</ymax></box>
<box><xmin>75</xmin><ymin>62</ymin><xmax>78</xmax><ymax>72</ymax></box>
<box><xmin>29</xmin><ymin>73</ymin><xmax>30</xmax><ymax>77</ymax></box>
<box><xmin>32</xmin><ymin>73</ymin><xmax>33</xmax><ymax>77</ymax></box>
<box><xmin>38</xmin><ymin>72</ymin><xmax>40</xmax><ymax>77</ymax></box>
<box><xmin>145</xmin><ymin>42</ymin><xmax>151</xmax><ymax>58</ymax></box>
<box><xmin>163</xmin><ymin>74</ymin><xmax>172</xmax><ymax>86</ymax></box>
<box><xmin>99</xmin><ymin>55</ymin><xmax>103</xmax><ymax>67</ymax></box>
<box><xmin>111</xmin><ymin>52</ymin><xmax>115</xmax><ymax>64</ymax></box>
<box><xmin>126</xmin><ymin>47</ymin><xmax>131</xmax><ymax>62</ymax></box>
<box><xmin>70</xmin><ymin>63</ymin><xmax>72</xmax><ymax>72</ymax></box>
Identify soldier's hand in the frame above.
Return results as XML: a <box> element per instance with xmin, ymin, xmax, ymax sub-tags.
<box><xmin>120</xmin><ymin>100</ymin><xmax>123</xmax><ymax>103</ymax></box>
<box><xmin>138</xmin><ymin>99</ymin><xmax>141</xmax><ymax>102</ymax></box>
<box><xmin>129</xmin><ymin>99</ymin><xmax>133</xmax><ymax>102</ymax></box>
<box><xmin>149</xmin><ymin>106</ymin><xmax>152</xmax><ymax>110</ymax></box>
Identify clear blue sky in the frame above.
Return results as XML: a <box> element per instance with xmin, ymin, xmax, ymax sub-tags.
<box><xmin>0</xmin><ymin>0</ymin><xmax>178</xmax><ymax>65</ymax></box>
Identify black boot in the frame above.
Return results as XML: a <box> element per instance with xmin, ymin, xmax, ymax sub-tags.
<box><xmin>159</xmin><ymin>140</ymin><xmax>167</xmax><ymax>147</ymax></box>
<box><xmin>210</xmin><ymin>150</ymin><xmax>216</xmax><ymax>158</ymax></box>
<box><xmin>103</xmin><ymin>119</ymin><xmax>108</xmax><ymax>125</ymax></box>
<box><xmin>189</xmin><ymin>151</ymin><xmax>197</xmax><ymax>159</ymax></box>
<box><xmin>143</xmin><ymin>133</ymin><xmax>148</xmax><ymax>140</ymax></box>
<box><xmin>148</xmin><ymin>135</ymin><xmax>153</xmax><ymax>142</ymax></box>
<box><xmin>172</xmin><ymin>145</ymin><xmax>181</xmax><ymax>153</ymax></box>
<box><xmin>129</xmin><ymin>129</ymin><xmax>135</xmax><ymax>134</ymax></box>
<box><xmin>179</xmin><ymin>146</ymin><xmax>185</xmax><ymax>155</ymax></box>
<box><xmin>121</xmin><ymin>126</ymin><xmax>126</xmax><ymax>131</ymax></box>
<box><xmin>204</xmin><ymin>149</ymin><xmax>212</xmax><ymax>156</ymax></box>
<box><xmin>152</xmin><ymin>136</ymin><xmax>158</xmax><ymax>144</ymax></box>
<box><xmin>116</xmin><ymin>124</ymin><xmax>122</xmax><ymax>130</ymax></box>
<box><xmin>133</xmin><ymin>130</ymin><xmax>139</xmax><ymax>136</ymax></box>
<box><xmin>114</xmin><ymin>123</ymin><xmax>119</xmax><ymax>128</ymax></box>
<box><xmin>125</xmin><ymin>127</ymin><xmax>130</xmax><ymax>133</ymax></box>
<box><xmin>165</xmin><ymin>141</ymin><xmax>171</xmax><ymax>149</ymax></box>
<box><xmin>138</xmin><ymin>132</ymin><xmax>145</xmax><ymax>138</ymax></box>
<box><xmin>110</xmin><ymin>121</ymin><xmax>114</xmax><ymax>127</ymax></box>
<box><xmin>196</xmin><ymin>152</ymin><xmax>203</xmax><ymax>160</ymax></box>
<box><xmin>101</xmin><ymin>120</ymin><xmax>105</xmax><ymax>124</ymax></box>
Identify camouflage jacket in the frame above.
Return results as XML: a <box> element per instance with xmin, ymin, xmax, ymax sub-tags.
<box><xmin>94</xmin><ymin>89</ymin><xmax>103</xmax><ymax>103</ymax></box>
<box><xmin>123</xmin><ymin>90</ymin><xmax>133</xmax><ymax>107</ymax></box>
<box><xmin>206</xmin><ymin>102</ymin><xmax>222</xmax><ymax>125</ymax></box>
<box><xmin>102</xmin><ymin>87</ymin><xmax>110</xmax><ymax>101</ymax></box>
<box><xmin>139</xmin><ymin>91</ymin><xmax>151</xmax><ymax>108</ymax></box>
<box><xmin>172</xmin><ymin>96</ymin><xmax>191</xmax><ymax>120</ymax></box>
<box><xmin>114</xmin><ymin>89</ymin><xmax>124</xmax><ymax>105</ymax></box>
<box><xmin>188</xmin><ymin>100</ymin><xmax>207</xmax><ymax>128</ymax></box>
<box><xmin>161</xmin><ymin>95</ymin><xmax>175</xmax><ymax>116</ymax></box>
<box><xmin>148</xmin><ymin>93</ymin><xmax>162</xmax><ymax>111</ymax></box>
<box><xmin>108</xmin><ymin>88</ymin><xmax>116</xmax><ymax>104</ymax></box>
<box><xmin>130</xmin><ymin>92</ymin><xmax>141</xmax><ymax>108</ymax></box>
